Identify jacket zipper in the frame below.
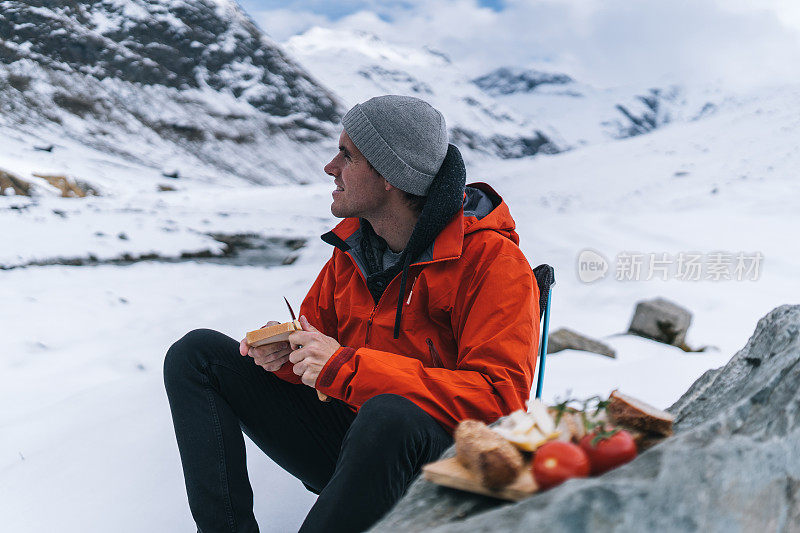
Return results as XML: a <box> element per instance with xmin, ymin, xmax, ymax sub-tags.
<box><xmin>356</xmin><ymin>259</ymin><xmax>418</xmax><ymax>345</ymax></box>
<box><xmin>426</xmin><ymin>337</ymin><xmax>444</xmax><ymax>368</ymax></box>
<box><xmin>365</xmin><ymin>280</ymin><xmax>396</xmax><ymax>345</ymax></box>
<box><xmin>365</xmin><ymin>307</ymin><xmax>377</xmax><ymax>345</ymax></box>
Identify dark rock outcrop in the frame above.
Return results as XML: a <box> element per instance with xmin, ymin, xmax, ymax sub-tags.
<box><xmin>602</xmin><ymin>87</ymin><xmax>684</xmax><ymax>139</ymax></box>
<box><xmin>373</xmin><ymin>305</ymin><xmax>800</xmax><ymax>532</ymax></box>
<box><xmin>473</xmin><ymin>67</ymin><xmax>574</xmax><ymax>96</ymax></box>
<box><xmin>449</xmin><ymin>126</ymin><xmax>560</xmax><ymax>159</ymax></box>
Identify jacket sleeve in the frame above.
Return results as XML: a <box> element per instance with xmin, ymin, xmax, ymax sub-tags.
<box><xmin>273</xmin><ymin>252</ymin><xmax>340</xmax><ymax>385</ymax></box>
<box><xmin>315</xmin><ymin>249</ymin><xmax>540</xmax><ymax>434</ymax></box>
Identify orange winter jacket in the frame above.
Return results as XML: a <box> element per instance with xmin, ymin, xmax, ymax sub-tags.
<box><xmin>275</xmin><ymin>182</ymin><xmax>540</xmax><ymax>435</ymax></box>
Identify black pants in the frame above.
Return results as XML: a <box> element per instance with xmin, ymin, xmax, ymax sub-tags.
<box><xmin>163</xmin><ymin>329</ymin><xmax>453</xmax><ymax>533</ymax></box>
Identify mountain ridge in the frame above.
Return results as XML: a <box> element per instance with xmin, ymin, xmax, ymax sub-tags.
<box><xmin>0</xmin><ymin>0</ymin><xmax>344</xmax><ymax>185</ymax></box>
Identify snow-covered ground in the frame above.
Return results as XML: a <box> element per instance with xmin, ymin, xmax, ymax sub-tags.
<box><xmin>2</xmin><ymin>73</ymin><xmax>799</xmax><ymax>532</ymax></box>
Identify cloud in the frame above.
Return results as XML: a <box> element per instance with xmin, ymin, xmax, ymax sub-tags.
<box><xmin>552</xmin><ymin>0</ymin><xmax>800</xmax><ymax>88</ymax></box>
<box><xmin>252</xmin><ymin>0</ymin><xmax>800</xmax><ymax>90</ymax></box>
<box><xmin>248</xmin><ymin>8</ymin><xmax>331</xmax><ymax>41</ymax></box>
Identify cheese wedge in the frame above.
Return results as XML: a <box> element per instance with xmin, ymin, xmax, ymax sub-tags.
<box><xmin>494</xmin><ymin>406</ymin><xmax>561</xmax><ymax>452</ymax></box>
<box><xmin>527</xmin><ymin>399</ymin><xmax>556</xmax><ymax>435</ymax></box>
<box><xmin>246</xmin><ymin>320</ymin><xmax>301</xmax><ymax>347</ymax></box>
<box><xmin>508</xmin><ymin>410</ymin><xmax>536</xmax><ymax>435</ymax></box>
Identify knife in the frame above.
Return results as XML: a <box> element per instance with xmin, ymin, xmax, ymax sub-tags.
<box><xmin>285</xmin><ymin>296</ymin><xmax>330</xmax><ymax>403</ymax></box>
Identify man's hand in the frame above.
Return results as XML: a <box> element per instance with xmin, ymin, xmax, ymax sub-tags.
<box><xmin>288</xmin><ymin>315</ymin><xmax>341</xmax><ymax>388</ymax></box>
<box><xmin>239</xmin><ymin>321</ymin><xmax>292</xmax><ymax>372</ymax></box>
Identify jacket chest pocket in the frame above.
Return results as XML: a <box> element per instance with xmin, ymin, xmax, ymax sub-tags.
<box><xmin>402</xmin><ymin>273</ymin><xmax>453</xmax><ymax>326</ymax></box>
<box><xmin>400</xmin><ymin>272</ymin><xmax>455</xmax><ymax>365</ymax></box>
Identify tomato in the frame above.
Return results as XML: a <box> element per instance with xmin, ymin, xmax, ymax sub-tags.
<box><xmin>579</xmin><ymin>429</ymin><xmax>638</xmax><ymax>475</ymax></box>
<box><xmin>532</xmin><ymin>441</ymin><xmax>590</xmax><ymax>490</ymax></box>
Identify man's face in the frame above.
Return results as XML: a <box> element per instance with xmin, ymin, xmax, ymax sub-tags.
<box><xmin>324</xmin><ymin>131</ymin><xmax>390</xmax><ymax>219</ymax></box>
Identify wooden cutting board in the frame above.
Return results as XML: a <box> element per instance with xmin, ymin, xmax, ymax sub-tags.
<box><xmin>422</xmin><ymin>456</ymin><xmax>539</xmax><ymax>501</ymax></box>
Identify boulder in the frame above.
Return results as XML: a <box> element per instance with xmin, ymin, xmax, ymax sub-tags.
<box><xmin>547</xmin><ymin>328</ymin><xmax>616</xmax><ymax>358</ymax></box>
<box><xmin>372</xmin><ymin>305</ymin><xmax>800</xmax><ymax>532</ymax></box>
<box><xmin>627</xmin><ymin>297</ymin><xmax>692</xmax><ymax>347</ymax></box>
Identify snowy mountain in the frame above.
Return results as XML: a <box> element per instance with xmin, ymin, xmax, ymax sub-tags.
<box><xmin>473</xmin><ymin>66</ymin><xmax>729</xmax><ymax>147</ymax></box>
<box><xmin>0</xmin><ymin>0</ymin><xmax>344</xmax><ymax>186</ymax></box>
<box><xmin>283</xmin><ymin>28</ymin><xmax>565</xmax><ymax>161</ymax></box>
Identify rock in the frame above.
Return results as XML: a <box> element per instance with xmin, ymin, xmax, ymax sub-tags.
<box><xmin>547</xmin><ymin>328</ymin><xmax>616</xmax><ymax>358</ymax></box>
<box><xmin>0</xmin><ymin>169</ymin><xmax>32</xmax><ymax>196</ymax></box>
<box><xmin>372</xmin><ymin>305</ymin><xmax>800</xmax><ymax>532</ymax></box>
<box><xmin>627</xmin><ymin>297</ymin><xmax>692</xmax><ymax>347</ymax></box>
<box><xmin>32</xmin><ymin>173</ymin><xmax>98</xmax><ymax>198</ymax></box>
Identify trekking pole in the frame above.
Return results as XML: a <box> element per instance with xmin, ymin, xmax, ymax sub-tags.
<box><xmin>534</xmin><ymin>287</ymin><xmax>552</xmax><ymax>400</ymax></box>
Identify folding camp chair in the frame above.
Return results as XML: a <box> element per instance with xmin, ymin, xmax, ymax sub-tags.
<box><xmin>532</xmin><ymin>264</ymin><xmax>555</xmax><ymax>400</ymax></box>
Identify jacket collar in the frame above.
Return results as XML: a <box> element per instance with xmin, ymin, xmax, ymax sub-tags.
<box><xmin>320</xmin><ymin>181</ymin><xmax>513</xmax><ymax>268</ymax></box>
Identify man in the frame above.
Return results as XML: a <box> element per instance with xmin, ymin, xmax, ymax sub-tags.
<box><xmin>164</xmin><ymin>95</ymin><xmax>540</xmax><ymax>532</ymax></box>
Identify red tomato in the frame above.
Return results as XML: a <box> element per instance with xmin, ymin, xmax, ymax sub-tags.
<box><xmin>532</xmin><ymin>441</ymin><xmax>591</xmax><ymax>490</ymax></box>
<box><xmin>579</xmin><ymin>430</ymin><xmax>638</xmax><ymax>475</ymax></box>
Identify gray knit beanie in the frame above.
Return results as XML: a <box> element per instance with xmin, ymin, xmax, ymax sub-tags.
<box><xmin>341</xmin><ymin>95</ymin><xmax>448</xmax><ymax>196</ymax></box>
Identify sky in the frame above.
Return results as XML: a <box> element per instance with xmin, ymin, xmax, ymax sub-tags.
<box><xmin>237</xmin><ymin>0</ymin><xmax>800</xmax><ymax>90</ymax></box>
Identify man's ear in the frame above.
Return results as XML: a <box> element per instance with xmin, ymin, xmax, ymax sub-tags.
<box><xmin>383</xmin><ymin>178</ymin><xmax>394</xmax><ymax>191</ymax></box>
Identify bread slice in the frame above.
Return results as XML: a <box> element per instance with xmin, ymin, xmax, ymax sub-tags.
<box><xmin>455</xmin><ymin>420</ymin><xmax>525</xmax><ymax>489</ymax></box>
<box><xmin>246</xmin><ymin>320</ymin><xmax>301</xmax><ymax>347</ymax></box>
<box><xmin>606</xmin><ymin>390</ymin><xmax>675</xmax><ymax>436</ymax></box>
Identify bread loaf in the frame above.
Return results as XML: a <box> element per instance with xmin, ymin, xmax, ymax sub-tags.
<box><xmin>606</xmin><ymin>390</ymin><xmax>675</xmax><ymax>436</ymax></box>
<box><xmin>455</xmin><ymin>420</ymin><xmax>525</xmax><ymax>489</ymax></box>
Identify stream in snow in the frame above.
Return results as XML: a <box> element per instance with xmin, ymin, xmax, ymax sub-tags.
<box><xmin>1</xmin><ymin>234</ymin><xmax>307</xmax><ymax>270</ymax></box>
